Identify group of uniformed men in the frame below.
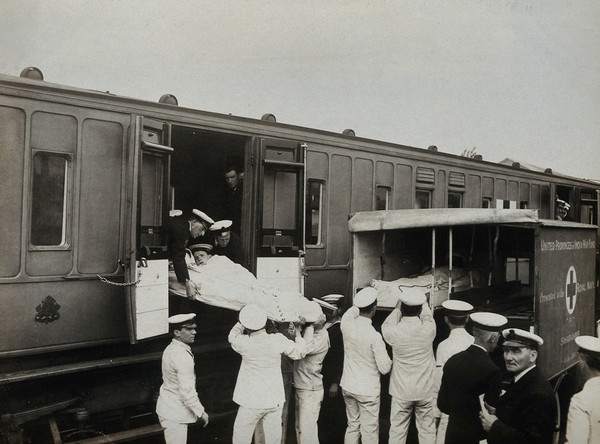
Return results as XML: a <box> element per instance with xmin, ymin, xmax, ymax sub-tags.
<box><xmin>337</xmin><ymin>288</ymin><xmax>600</xmax><ymax>444</ymax></box>
<box><xmin>155</xmin><ymin>279</ymin><xmax>600</xmax><ymax>444</ymax></box>
<box><xmin>159</xmin><ymin>182</ymin><xmax>598</xmax><ymax>444</ymax></box>
<box><xmin>156</xmin><ymin>300</ymin><xmax>329</xmax><ymax>444</ymax></box>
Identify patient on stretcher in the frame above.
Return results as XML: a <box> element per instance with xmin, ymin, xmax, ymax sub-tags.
<box><xmin>371</xmin><ymin>265</ymin><xmax>472</xmax><ymax>308</ymax></box>
<box><xmin>169</xmin><ymin>243</ymin><xmax>318</xmax><ymax>323</ymax></box>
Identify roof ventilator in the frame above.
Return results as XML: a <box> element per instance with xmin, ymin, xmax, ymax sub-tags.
<box><xmin>20</xmin><ymin>67</ymin><xmax>44</xmax><ymax>80</ymax></box>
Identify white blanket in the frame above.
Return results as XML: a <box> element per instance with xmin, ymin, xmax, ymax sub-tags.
<box><xmin>169</xmin><ymin>253</ymin><xmax>316</xmax><ymax>323</ymax></box>
<box><xmin>371</xmin><ymin>267</ymin><xmax>471</xmax><ymax>308</ymax></box>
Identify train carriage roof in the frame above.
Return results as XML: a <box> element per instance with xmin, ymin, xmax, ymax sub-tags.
<box><xmin>1</xmin><ymin>72</ymin><xmax>599</xmax><ymax>186</ymax></box>
<box><xmin>348</xmin><ymin>208</ymin><xmax>596</xmax><ymax>232</ymax></box>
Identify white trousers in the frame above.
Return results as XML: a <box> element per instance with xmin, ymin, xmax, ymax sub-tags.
<box><xmin>436</xmin><ymin>412</ymin><xmax>449</xmax><ymax>444</ymax></box>
<box><xmin>342</xmin><ymin>388</ymin><xmax>380</xmax><ymax>444</ymax></box>
<box><xmin>233</xmin><ymin>405</ymin><xmax>282</xmax><ymax>444</ymax></box>
<box><xmin>295</xmin><ymin>388</ymin><xmax>324</xmax><ymax>444</ymax></box>
<box><xmin>389</xmin><ymin>397</ymin><xmax>436</xmax><ymax>444</ymax></box>
<box><xmin>158</xmin><ymin>416</ymin><xmax>188</xmax><ymax>444</ymax></box>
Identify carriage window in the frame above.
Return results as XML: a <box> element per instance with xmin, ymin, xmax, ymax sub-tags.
<box><xmin>497</xmin><ymin>199</ymin><xmax>516</xmax><ymax>209</ymax></box>
<box><xmin>415</xmin><ymin>190</ymin><xmax>431</xmax><ymax>209</ymax></box>
<box><xmin>376</xmin><ymin>186</ymin><xmax>390</xmax><ymax>210</ymax></box>
<box><xmin>482</xmin><ymin>197</ymin><xmax>493</xmax><ymax>208</ymax></box>
<box><xmin>306</xmin><ymin>180</ymin><xmax>323</xmax><ymax>245</ymax></box>
<box><xmin>581</xmin><ymin>204</ymin><xmax>595</xmax><ymax>224</ymax></box>
<box><xmin>448</xmin><ymin>192</ymin><xmax>463</xmax><ymax>208</ymax></box>
<box><xmin>31</xmin><ymin>152</ymin><xmax>70</xmax><ymax>246</ymax></box>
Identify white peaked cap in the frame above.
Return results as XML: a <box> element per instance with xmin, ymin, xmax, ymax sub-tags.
<box><xmin>192</xmin><ymin>209</ymin><xmax>214</xmax><ymax>226</ymax></box>
<box><xmin>354</xmin><ymin>287</ymin><xmax>377</xmax><ymax>308</ymax></box>
<box><xmin>189</xmin><ymin>243</ymin><xmax>213</xmax><ymax>253</ymax></box>
<box><xmin>470</xmin><ymin>312</ymin><xmax>508</xmax><ymax>332</ymax></box>
<box><xmin>575</xmin><ymin>335</ymin><xmax>600</xmax><ymax>356</ymax></box>
<box><xmin>210</xmin><ymin>220</ymin><xmax>233</xmax><ymax>234</ymax></box>
<box><xmin>239</xmin><ymin>304</ymin><xmax>267</xmax><ymax>330</ymax></box>
<box><xmin>442</xmin><ymin>299</ymin><xmax>474</xmax><ymax>315</ymax></box>
<box><xmin>304</xmin><ymin>301</ymin><xmax>324</xmax><ymax>323</ymax></box>
<box><xmin>168</xmin><ymin>313</ymin><xmax>196</xmax><ymax>327</ymax></box>
<box><xmin>399</xmin><ymin>292</ymin><xmax>426</xmax><ymax>306</ymax></box>
<box><xmin>502</xmin><ymin>328</ymin><xmax>544</xmax><ymax>348</ymax></box>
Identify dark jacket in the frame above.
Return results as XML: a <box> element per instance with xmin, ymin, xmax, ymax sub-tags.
<box><xmin>487</xmin><ymin>366</ymin><xmax>556</xmax><ymax>444</ymax></box>
<box><xmin>223</xmin><ymin>181</ymin><xmax>243</xmax><ymax>233</ymax></box>
<box><xmin>438</xmin><ymin>344</ymin><xmax>502</xmax><ymax>444</ymax></box>
<box><xmin>212</xmin><ymin>231</ymin><xmax>245</xmax><ymax>268</ymax></box>
<box><xmin>168</xmin><ymin>216</ymin><xmax>191</xmax><ymax>283</ymax></box>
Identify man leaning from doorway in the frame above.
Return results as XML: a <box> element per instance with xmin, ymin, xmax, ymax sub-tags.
<box><xmin>382</xmin><ymin>292</ymin><xmax>437</xmax><ymax>444</ymax></box>
<box><xmin>168</xmin><ymin>209</ymin><xmax>214</xmax><ymax>300</ymax></box>
<box><xmin>209</xmin><ymin>219</ymin><xmax>245</xmax><ymax>267</ymax></box>
<box><xmin>229</xmin><ymin>304</ymin><xmax>308</xmax><ymax>444</ymax></box>
<box><xmin>340</xmin><ymin>287</ymin><xmax>392</xmax><ymax>444</ymax></box>
<box><xmin>222</xmin><ymin>164</ymin><xmax>243</xmax><ymax>233</ymax></box>
<box><xmin>156</xmin><ymin>314</ymin><xmax>209</xmax><ymax>444</ymax></box>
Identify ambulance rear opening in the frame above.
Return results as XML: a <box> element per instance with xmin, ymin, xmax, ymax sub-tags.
<box><xmin>349</xmin><ymin>208</ymin><xmax>597</xmax><ymax>380</ymax></box>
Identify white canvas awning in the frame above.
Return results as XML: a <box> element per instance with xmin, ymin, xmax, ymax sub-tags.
<box><xmin>348</xmin><ymin>208</ymin><xmax>540</xmax><ymax>232</ymax></box>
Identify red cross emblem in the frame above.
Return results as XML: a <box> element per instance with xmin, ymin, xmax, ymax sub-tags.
<box><xmin>565</xmin><ymin>266</ymin><xmax>577</xmax><ymax>315</ymax></box>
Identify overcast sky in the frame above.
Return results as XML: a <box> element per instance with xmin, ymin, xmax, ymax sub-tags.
<box><xmin>2</xmin><ymin>0</ymin><xmax>599</xmax><ymax>180</ymax></box>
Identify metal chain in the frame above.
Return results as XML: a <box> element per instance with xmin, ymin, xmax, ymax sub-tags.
<box><xmin>96</xmin><ymin>274</ymin><xmax>141</xmax><ymax>286</ymax></box>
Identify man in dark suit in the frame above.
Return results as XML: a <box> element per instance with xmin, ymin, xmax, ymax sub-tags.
<box><xmin>319</xmin><ymin>311</ymin><xmax>345</xmax><ymax>443</ymax></box>
<box><xmin>168</xmin><ymin>209</ymin><xmax>214</xmax><ymax>300</ymax></box>
<box><xmin>480</xmin><ymin>328</ymin><xmax>556</xmax><ymax>444</ymax></box>
<box><xmin>222</xmin><ymin>164</ymin><xmax>243</xmax><ymax>234</ymax></box>
<box><xmin>437</xmin><ymin>312</ymin><xmax>507</xmax><ymax>444</ymax></box>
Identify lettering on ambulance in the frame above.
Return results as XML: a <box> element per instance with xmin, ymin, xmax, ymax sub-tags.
<box><xmin>565</xmin><ymin>266</ymin><xmax>577</xmax><ymax>315</ymax></box>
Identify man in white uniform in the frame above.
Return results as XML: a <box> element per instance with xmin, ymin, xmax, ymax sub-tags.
<box><xmin>382</xmin><ymin>292</ymin><xmax>437</xmax><ymax>444</ymax></box>
<box><xmin>156</xmin><ymin>314</ymin><xmax>209</xmax><ymax>444</ymax></box>
<box><xmin>293</xmin><ymin>303</ymin><xmax>330</xmax><ymax>444</ymax></box>
<box><xmin>565</xmin><ymin>335</ymin><xmax>600</xmax><ymax>444</ymax></box>
<box><xmin>229</xmin><ymin>304</ymin><xmax>307</xmax><ymax>444</ymax></box>
<box><xmin>434</xmin><ymin>300</ymin><xmax>474</xmax><ymax>444</ymax></box>
<box><xmin>340</xmin><ymin>287</ymin><xmax>392</xmax><ymax>444</ymax></box>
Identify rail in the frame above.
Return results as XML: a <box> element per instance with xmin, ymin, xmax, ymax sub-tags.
<box><xmin>62</xmin><ymin>410</ymin><xmax>237</xmax><ymax>444</ymax></box>
<box><xmin>0</xmin><ymin>342</ymin><xmax>229</xmax><ymax>384</ymax></box>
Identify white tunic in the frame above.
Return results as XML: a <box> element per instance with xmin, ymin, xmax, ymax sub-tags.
<box><xmin>229</xmin><ymin>323</ymin><xmax>306</xmax><ymax>409</ymax></box>
<box><xmin>156</xmin><ymin>339</ymin><xmax>205</xmax><ymax>423</ymax></box>
<box><xmin>340</xmin><ymin>306</ymin><xmax>392</xmax><ymax>397</ymax></box>
<box><xmin>565</xmin><ymin>376</ymin><xmax>600</xmax><ymax>444</ymax></box>
<box><xmin>293</xmin><ymin>329</ymin><xmax>330</xmax><ymax>391</ymax></box>
<box><xmin>436</xmin><ymin>328</ymin><xmax>474</xmax><ymax>369</ymax></box>
<box><xmin>382</xmin><ymin>305</ymin><xmax>437</xmax><ymax>400</ymax></box>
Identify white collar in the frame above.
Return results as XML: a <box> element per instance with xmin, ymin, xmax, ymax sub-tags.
<box><xmin>172</xmin><ymin>338</ymin><xmax>192</xmax><ymax>352</ymax></box>
<box><xmin>514</xmin><ymin>364</ymin><xmax>536</xmax><ymax>382</ymax></box>
<box><xmin>472</xmin><ymin>343</ymin><xmax>488</xmax><ymax>353</ymax></box>
<box><xmin>449</xmin><ymin>327</ymin><xmax>470</xmax><ymax>336</ymax></box>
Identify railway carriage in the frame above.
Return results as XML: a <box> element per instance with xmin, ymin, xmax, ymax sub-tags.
<box><xmin>0</xmin><ymin>68</ymin><xmax>598</xmax><ymax>442</ymax></box>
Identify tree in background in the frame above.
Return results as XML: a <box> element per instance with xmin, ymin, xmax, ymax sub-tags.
<box><xmin>461</xmin><ymin>147</ymin><xmax>478</xmax><ymax>158</ymax></box>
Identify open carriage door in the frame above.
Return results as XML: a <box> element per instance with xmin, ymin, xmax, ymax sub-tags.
<box><xmin>125</xmin><ymin>116</ymin><xmax>173</xmax><ymax>343</ymax></box>
<box><xmin>256</xmin><ymin>139</ymin><xmax>307</xmax><ymax>294</ymax></box>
